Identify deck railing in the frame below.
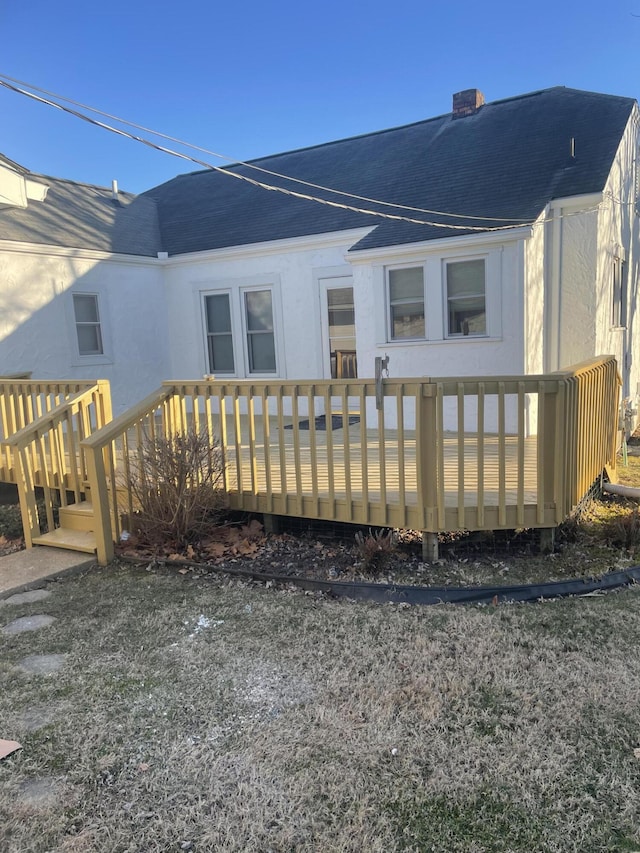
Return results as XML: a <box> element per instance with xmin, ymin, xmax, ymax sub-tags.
<box><xmin>2</xmin><ymin>382</ymin><xmax>112</xmax><ymax>547</ymax></box>
<box><xmin>0</xmin><ymin>378</ymin><xmax>100</xmax><ymax>483</ymax></box>
<box><xmin>80</xmin><ymin>356</ymin><xmax>619</xmax><ymax>565</ymax></box>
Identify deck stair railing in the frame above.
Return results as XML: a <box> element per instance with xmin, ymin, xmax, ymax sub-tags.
<box><xmin>1</xmin><ymin>381</ymin><xmax>112</xmax><ymax>552</ymax></box>
<box><xmin>79</xmin><ymin>356</ymin><xmax>620</xmax><ymax>566</ymax></box>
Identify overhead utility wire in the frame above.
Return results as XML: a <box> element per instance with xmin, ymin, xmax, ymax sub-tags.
<box><xmin>0</xmin><ymin>73</ymin><xmax>608</xmax><ymax>231</ymax></box>
<box><xmin>0</xmin><ymin>77</ymin><xmax>531</xmax><ymax>233</ymax></box>
<box><xmin>0</xmin><ymin>73</ymin><xmax>521</xmax><ymax>224</ymax></box>
<box><xmin>0</xmin><ymin>71</ymin><xmax>528</xmax><ymax>225</ymax></box>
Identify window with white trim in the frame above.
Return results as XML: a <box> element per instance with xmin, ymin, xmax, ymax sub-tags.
<box><xmin>205</xmin><ymin>293</ymin><xmax>235</xmax><ymax>373</ymax></box>
<box><xmin>245</xmin><ymin>289</ymin><xmax>276</xmax><ymax>373</ymax></box>
<box><xmin>73</xmin><ymin>293</ymin><xmax>103</xmax><ymax>356</ymax></box>
<box><xmin>388</xmin><ymin>267</ymin><xmax>425</xmax><ymax>339</ymax></box>
<box><xmin>445</xmin><ymin>258</ymin><xmax>486</xmax><ymax>337</ymax></box>
<box><xmin>202</xmin><ymin>285</ymin><xmax>278</xmax><ymax>377</ymax></box>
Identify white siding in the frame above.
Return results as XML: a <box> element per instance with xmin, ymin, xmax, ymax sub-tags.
<box><xmin>0</xmin><ymin>246</ymin><xmax>169</xmax><ymax>413</ymax></box>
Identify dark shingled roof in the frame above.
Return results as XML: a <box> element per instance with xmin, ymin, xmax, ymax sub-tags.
<box><xmin>142</xmin><ymin>86</ymin><xmax>636</xmax><ymax>256</ymax></box>
<box><xmin>0</xmin><ymin>172</ymin><xmax>162</xmax><ymax>256</ymax></box>
<box><xmin>0</xmin><ymin>87</ymin><xmax>634</xmax><ymax>257</ymax></box>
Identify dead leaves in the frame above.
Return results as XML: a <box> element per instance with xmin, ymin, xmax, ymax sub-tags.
<box><xmin>202</xmin><ymin>520</ymin><xmax>265</xmax><ymax>560</ymax></box>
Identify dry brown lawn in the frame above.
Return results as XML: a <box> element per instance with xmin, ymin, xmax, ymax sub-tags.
<box><xmin>2</xmin><ymin>563</ymin><xmax>640</xmax><ymax>852</ymax></box>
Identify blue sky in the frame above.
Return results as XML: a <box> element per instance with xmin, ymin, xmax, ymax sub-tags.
<box><xmin>2</xmin><ymin>0</ymin><xmax>639</xmax><ymax>194</ymax></box>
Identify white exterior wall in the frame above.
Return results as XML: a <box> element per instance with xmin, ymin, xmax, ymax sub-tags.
<box><xmin>0</xmin><ymin>244</ymin><xmax>168</xmax><ymax>413</ymax></box>
<box><xmin>349</xmin><ymin>233</ymin><xmax>527</xmax><ymax>381</ymax></box>
<box><xmin>595</xmin><ymin>109</ymin><xmax>640</xmax><ymax>405</ymax></box>
<box><xmin>162</xmin><ymin>229</ymin><xmax>372</xmax><ymax>382</ymax></box>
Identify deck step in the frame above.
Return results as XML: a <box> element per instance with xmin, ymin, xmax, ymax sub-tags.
<box><xmin>59</xmin><ymin>501</ymin><xmax>95</xmax><ymax>532</ymax></box>
<box><xmin>32</xmin><ymin>527</ymin><xmax>97</xmax><ymax>554</ymax></box>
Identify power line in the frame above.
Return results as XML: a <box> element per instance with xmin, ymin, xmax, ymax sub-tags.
<box><xmin>0</xmin><ymin>77</ymin><xmax>531</xmax><ymax>233</ymax></box>
<box><xmin>0</xmin><ymin>71</ymin><xmax>534</xmax><ymax>224</ymax></box>
<box><xmin>0</xmin><ymin>73</ymin><xmax>611</xmax><ymax>234</ymax></box>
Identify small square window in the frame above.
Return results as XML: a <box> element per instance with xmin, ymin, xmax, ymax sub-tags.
<box><xmin>73</xmin><ymin>294</ymin><xmax>103</xmax><ymax>356</ymax></box>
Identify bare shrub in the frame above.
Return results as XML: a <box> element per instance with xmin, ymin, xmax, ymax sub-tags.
<box><xmin>354</xmin><ymin>528</ymin><xmax>396</xmax><ymax>573</ymax></box>
<box><xmin>600</xmin><ymin>507</ymin><xmax>640</xmax><ymax>550</ymax></box>
<box><xmin>126</xmin><ymin>429</ymin><xmax>227</xmax><ymax>548</ymax></box>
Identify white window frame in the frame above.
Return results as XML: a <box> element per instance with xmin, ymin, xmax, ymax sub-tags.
<box><xmin>444</xmin><ymin>256</ymin><xmax>488</xmax><ymax>339</ymax></box>
<box><xmin>386</xmin><ymin>264</ymin><xmax>426</xmax><ymax>341</ymax></box>
<box><xmin>203</xmin><ymin>290</ymin><xmax>235</xmax><ymax>375</ymax></box>
<box><xmin>383</xmin><ymin>249</ymin><xmax>501</xmax><ymax>344</ymax></box>
<box><xmin>199</xmin><ymin>279</ymin><xmax>282</xmax><ymax>379</ymax></box>
<box><xmin>68</xmin><ymin>291</ymin><xmax>112</xmax><ymax>365</ymax></box>
<box><xmin>241</xmin><ymin>286</ymin><xmax>278</xmax><ymax>376</ymax></box>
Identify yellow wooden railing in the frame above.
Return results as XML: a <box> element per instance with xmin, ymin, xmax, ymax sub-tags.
<box><xmin>0</xmin><ymin>378</ymin><xmax>100</xmax><ymax>483</ymax></box>
<box><xmin>2</xmin><ymin>382</ymin><xmax>112</xmax><ymax>547</ymax></box>
<box><xmin>80</xmin><ymin>356</ymin><xmax>619</xmax><ymax>565</ymax></box>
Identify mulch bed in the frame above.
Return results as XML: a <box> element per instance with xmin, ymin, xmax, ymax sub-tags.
<box><xmin>117</xmin><ymin>518</ymin><xmax>563</xmax><ymax>588</ymax></box>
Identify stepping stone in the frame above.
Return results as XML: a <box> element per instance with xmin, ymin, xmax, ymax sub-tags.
<box><xmin>17</xmin><ymin>777</ymin><xmax>61</xmax><ymax>809</ymax></box>
<box><xmin>18</xmin><ymin>705</ymin><xmax>58</xmax><ymax>732</ymax></box>
<box><xmin>1</xmin><ymin>589</ymin><xmax>51</xmax><ymax>606</ymax></box>
<box><xmin>17</xmin><ymin>654</ymin><xmax>67</xmax><ymax>675</ymax></box>
<box><xmin>1</xmin><ymin>615</ymin><xmax>56</xmax><ymax>635</ymax></box>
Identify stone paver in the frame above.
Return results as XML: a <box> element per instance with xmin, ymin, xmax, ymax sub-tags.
<box><xmin>1</xmin><ymin>614</ymin><xmax>56</xmax><ymax>634</ymax></box>
<box><xmin>1</xmin><ymin>588</ymin><xmax>51</xmax><ymax>606</ymax></box>
<box><xmin>17</xmin><ymin>653</ymin><xmax>68</xmax><ymax>675</ymax></box>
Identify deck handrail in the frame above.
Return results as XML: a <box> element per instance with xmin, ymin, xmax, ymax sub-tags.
<box><xmin>4</xmin><ymin>381</ymin><xmax>112</xmax><ymax>549</ymax></box>
<box><xmin>74</xmin><ymin>356</ymin><xmax>620</xmax><ymax>566</ymax></box>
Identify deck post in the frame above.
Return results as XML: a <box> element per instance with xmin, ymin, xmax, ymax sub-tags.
<box><xmin>539</xmin><ymin>527</ymin><xmax>556</xmax><ymax>553</ymax></box>
<box><xmin>422</xmin><ymin>532</ymin><xmax>439</xmax><ymax>562</ymax></box>
<box><xmin>84</xmin><ymin>443</ymin><xmax>114</xmax><ymax>566</ymax></box>
<box><xmin>263</xmin><ymin>513</ymin><xmax>281</xmax><ymax>534</ymax></box>
<box><xmin>417</xmin><ymin>384</ymin><xmax>439</xmax><ymax>531</ymax></box>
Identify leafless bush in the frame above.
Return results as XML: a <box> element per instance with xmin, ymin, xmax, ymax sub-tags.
<box><xmin>126</xmin><ymin>429</ymin><xmax>227</xmax><ymax>548</ymax></box>
<box><xmin>600</xmin><ymin>507</ymin><xmax>640</xmax><ymax>550</ymax></box>
<box><xmin>354</xmin><ymin>528</ymin><xmax>396</xmax><ymax>573</ymax></box>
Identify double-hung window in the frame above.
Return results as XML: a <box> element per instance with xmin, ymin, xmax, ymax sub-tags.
<box><xmin>205</xmin><ymin>293</ymin><xmax>234</xmax><ymax>373</ymax></box>
<box><xmin>73</xmin><ymin>293</ymin><xmax>103</xmax><ymax>356</ymax></box>
<box><xmin>445</xmin><ymin>259</ymin><xmax>486</xmax><ymax>337</ymax></box>
<box><xmin>388</xmin><ymin>267</ymin><xmax>425</xmax><ymax>339</ymax></box>
<box><xmin>203</xmin><ymin>286</ymin><xmax>277</xmax><ymax>376</ymax></box>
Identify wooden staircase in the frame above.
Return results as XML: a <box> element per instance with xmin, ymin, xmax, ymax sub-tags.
<box><xmin>32</xmin><ymin>500</ymin><xmax>98</xmax><ymax>554</ymax></box>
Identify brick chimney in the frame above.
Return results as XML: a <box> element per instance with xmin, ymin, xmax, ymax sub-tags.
<box><xmin>452</xmin><ymin>89</ymin><xmax>485</xmax><ymax>118</ymax></box>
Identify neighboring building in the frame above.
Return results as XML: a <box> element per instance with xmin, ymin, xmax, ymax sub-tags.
<box><xmin>0</xmin><ymin>86</ymin><xmax>638</xmax><ymax>422</ymax></box>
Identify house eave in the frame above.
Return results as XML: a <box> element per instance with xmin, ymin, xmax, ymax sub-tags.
<box><xmin>346</xmin><ymin>224</ymin><xmax>535</xmax><ymax>265</ymax></box>
<box><xmin>548</xmin><ymin>191</ymin><xmax>604</xmax><ymax>211</ymax></box>
<box><xmin>0</xmin><ymin>238</ymin><xmax>159</xmax><ymax>266</ymax></box>
<box><xmin>161</xmin><ymin>227</ymin><xmax>375</xmax><ymax>267</ymax></box>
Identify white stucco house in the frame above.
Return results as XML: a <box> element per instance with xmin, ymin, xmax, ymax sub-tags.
<box><xmin>0</xmin><ymin>86</ymin><xmax>638</xmax><ymax>424</ymax></box>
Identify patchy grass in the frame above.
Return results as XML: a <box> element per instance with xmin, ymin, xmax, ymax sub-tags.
<box><xmin>2</xmin><ymin>564</ymin><xmax>640</xmax><ymax>851</ymax></box>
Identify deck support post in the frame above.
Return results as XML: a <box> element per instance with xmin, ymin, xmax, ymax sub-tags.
<box><xmin>422</xmin><ymin>532</ymin><xmax>439</xmax><ymax>563</ymax></box>
<box><xmin>263</xmin><ymin>513</ymin><xmax>281</xmax><ymax>534</ymax></box>
<box><xmin>539</xmin><ymin>527</ymin><xmax>556</xmax><ymax>554</ymax></box>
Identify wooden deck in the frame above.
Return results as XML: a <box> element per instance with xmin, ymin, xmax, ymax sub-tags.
<box><xmin>221</xmin><ymin>418</ymin><xmax>538</xmax><ymax>527</ymax></box>
<box><xmin>1</xmin><ymin>358</ymin><xmax>620</xmax><ymax>564</ymax></box>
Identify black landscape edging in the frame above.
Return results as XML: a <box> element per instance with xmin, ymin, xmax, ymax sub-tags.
<box><xmin>119</xmin><ymin>555</ymin><xmax>640</xmax><ymax>605</ymax></box>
